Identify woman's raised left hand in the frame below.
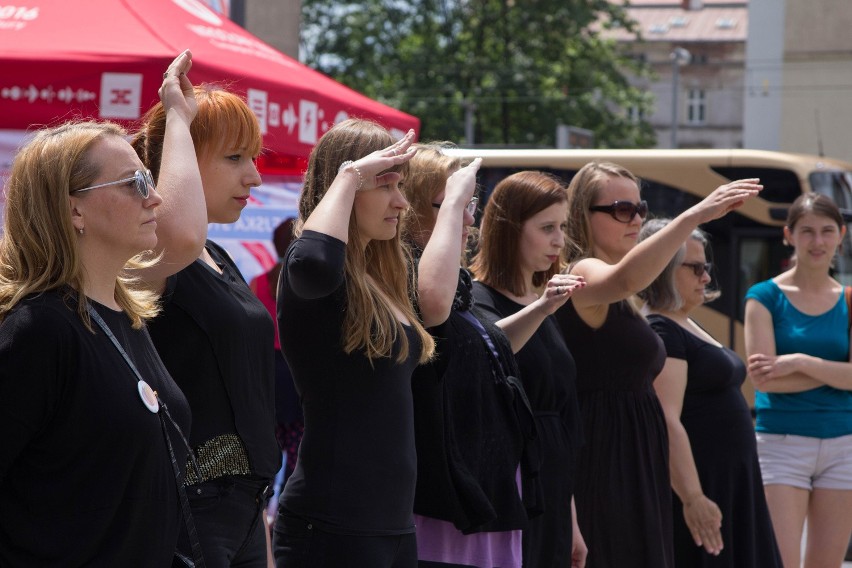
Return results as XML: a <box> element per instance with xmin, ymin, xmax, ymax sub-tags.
<box><xmin>159</xmin><ymin>49</ymin><xmax>196</xmax><ymax>124</ymax></box>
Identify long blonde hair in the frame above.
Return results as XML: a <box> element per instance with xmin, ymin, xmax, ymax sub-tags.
<box><xmin>0</xmin><ymin>121</ymin><xmax>159</xmax><ymax>329</ymax></box>
<box><xmin>299</xmin><ymin>119</ymin><xmax>434</xmax><ymax>363</ymax></box>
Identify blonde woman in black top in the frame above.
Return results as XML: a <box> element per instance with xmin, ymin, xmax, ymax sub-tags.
<box><xmin>273</xmin><ymin>120</ymin><xmax>434</xmax><ymax>568</ymax></box>
<box><xmin>0</xmin><ymin>51</ymin><xmax>202</xmax><ymax>566</ymax></box>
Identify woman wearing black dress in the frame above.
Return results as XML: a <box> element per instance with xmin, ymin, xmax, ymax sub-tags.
<box><xmin>470</xmin><ymin>171</ymin><xmax>587</xmax><ymax>568</ymax></box>
<box><xmin>639</xmin><ymin>219</ymin><xmax>782</xmax><ymax>567</ymax></box>
<box><xmin>554</xmin><ymin>162</ymin><xmax>761</xmax><ymax>567</ymax></box>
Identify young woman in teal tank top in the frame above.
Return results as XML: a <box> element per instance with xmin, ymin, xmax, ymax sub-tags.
<box><xmin>744</xmin><ymin>192</ymin><xmax>852</xmax><ymax>568</ymax></box>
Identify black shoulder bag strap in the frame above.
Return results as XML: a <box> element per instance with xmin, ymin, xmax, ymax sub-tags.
<box><xmin>87</xmin><ymin>306</ymin><xmax>206</xmax><ymax>568</ymax></box>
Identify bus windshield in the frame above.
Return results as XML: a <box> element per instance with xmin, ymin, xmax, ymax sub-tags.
<box><xmin>809</xmin><ymin>170</ymin><xmax>852</xmax><ymax>286</ymax></box>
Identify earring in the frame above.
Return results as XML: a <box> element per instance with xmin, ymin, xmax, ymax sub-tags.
<box><xmin>78</xmin><ymin>228</ymin><xmax>84</xmax><ymax>235</ymax></box>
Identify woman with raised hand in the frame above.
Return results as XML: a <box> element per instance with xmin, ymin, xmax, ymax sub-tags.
<box><xmin>469</xmin><ymin>170</ymin><xmax>587</xmax><ymax>568</ymax></box>
<box><xmin>0</xmin><ymin>51</ymin><xmax>203</xmax><ymax>566</ymax></box>
<box><xmin>272</xmin><ymin>120</ymin><xmax>434</xmax><ymax>568</ymax></box>
<box><xmin>133</xmin><ymin>83</ymin><xmax>280</xmax><ymax>566</ymax></box>
<box><xmin>553</xmin><ymin>162</ymin><xmax>761</xmax><ymax>568</ymax></box>
<box><xmin>744</xmin><ymin>193</ymin><xmax>852</xmax><ymax>568</ymax></box>
<box><xmin>403</xmin><ymin>145</ymin><xmax>567</xmax><ymax>568</ymax></box>
<box><xmin>639</xmin><ymin>218</ymin><xmax>782</xmax><ymax>567</ymax></box>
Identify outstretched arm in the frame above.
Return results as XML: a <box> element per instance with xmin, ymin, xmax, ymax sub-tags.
<box><xmin>572</xmin><ymin>179</ymin><xmax>762</xmax><ymax>312</ymax></box>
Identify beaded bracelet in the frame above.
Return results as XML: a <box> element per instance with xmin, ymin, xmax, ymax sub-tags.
<box><xmin>338</xmin><ymin>160</ymin><xmax>364</xmax><ymax>191</ymax></box>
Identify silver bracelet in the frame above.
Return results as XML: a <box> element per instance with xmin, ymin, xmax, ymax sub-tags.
<box><xmin>338</xmin><ymin>160</ymin><xmax>364</xmax><ymax>191</ymax></box>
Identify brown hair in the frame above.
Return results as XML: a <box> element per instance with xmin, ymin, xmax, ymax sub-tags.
<box><xmin>564</xmin><ymin>161</ymin><xmax>640</xmax><ymax>266</ymax></box>
<box><xmin>132</xmin><ymin>84</ymin><xmax>263</xmax><ymax>181</ymax></box>
<box><xmin>0</xmin><ymin>121</ymin><xmax>159</xmax><ymax>329</ymax></box>
<box><xmin>299</xmin><ymin>118</ymin><xmax>434</xmax><ymax>363</ymax></box>
<box><xmin>470</xmin><ymin>171</ymin><xmax>568</xmax><ymax>296</ymax></box>
<box><xmin>786</xmin><ymin>192</ymin><xmax>844</xmax><ymax>231</ymax></box>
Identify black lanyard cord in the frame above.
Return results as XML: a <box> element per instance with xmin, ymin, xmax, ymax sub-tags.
<box><xmin>87</xmin><ymin>305</ymin><xmax>206</xmax><ymax>567</ymax></box>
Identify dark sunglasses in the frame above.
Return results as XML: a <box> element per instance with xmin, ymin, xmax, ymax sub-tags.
<box><xmin>681</xmin><ymin>262</ymin><xmax>712</xmax><ymax>277</ymax></box>
<box><xmin>72</xmin><ymin>169</ymin><xmax>154</xmax><ymax>199</ymax></box>
<box><xmin>589</xmin><ymin>200</ymin><xmax>648</xmax><ymax>223</ymax></box>
<box><xmin>432</xmin><ymin>196</ymin><xmax>479</xmax><ymax>216</ymax></box>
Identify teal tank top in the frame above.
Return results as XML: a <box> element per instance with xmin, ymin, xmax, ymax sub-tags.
<box><xmin>745</xmin><ymin>280</ymin><xmax>852</xmax><ymax>438</ymax></box>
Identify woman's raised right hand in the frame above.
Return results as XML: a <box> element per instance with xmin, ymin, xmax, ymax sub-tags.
<box><xmin>688</xmin><ymin>178</ymin><xmax>762</xmax><ymax>224</ymax></box>
<box><xmin>343</xmin><ymin>130</ymin><xmax>418</xmax><ymax>190</ymax></box>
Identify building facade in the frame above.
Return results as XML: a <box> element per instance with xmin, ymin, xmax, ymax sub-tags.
<box><xmin>607</xmin><ymin>0</ymin><xmax>748</xmax><ymax>149</ymax></box>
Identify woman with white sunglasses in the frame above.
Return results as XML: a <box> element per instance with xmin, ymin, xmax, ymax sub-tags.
<box><xmin>0</xmin><ymin>51</ymin><xmax>205</xmax><ymax>566</ymax></box>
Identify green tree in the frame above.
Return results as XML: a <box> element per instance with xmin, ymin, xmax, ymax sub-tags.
<box><xmin>301</xmin><ymin>0</ymin><xmax>655</xmax><ymax>147</ymax></box>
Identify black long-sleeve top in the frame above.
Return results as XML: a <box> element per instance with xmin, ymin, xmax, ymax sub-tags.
<box><xmin>277</xmin><ymin>230</ymin><xmax>422</xmax><ymax>535</ymax></box>
<box><xmin>148</xmin><ymin>240</ymin><xmax>280</xmax><ymax>480</ymax></box>
<box><xmin>0</xmin><ymin>291</ymin><xmax>190</xmax><ymax>566</ymax></box>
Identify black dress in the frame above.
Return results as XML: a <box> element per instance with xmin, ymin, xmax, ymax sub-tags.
<box><xmin>473</xmin><ymin>282</ymin><xmax>583</xmax><ymax>568</ymax></box>
<box><xmin>554</xmin><ymin>299</ymin><xmax>673</xmax><ymax>568</ymax></box>
<box><xmin>647</xmin><ymin>315</ymin><xmax>782</xmax><ymax>568</ymax></box>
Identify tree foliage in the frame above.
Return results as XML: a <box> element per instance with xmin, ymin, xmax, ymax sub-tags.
<box><xmin>301</xmin><ymin>0</ymin><xmax>656</xmax><ymax>147</ymax></box>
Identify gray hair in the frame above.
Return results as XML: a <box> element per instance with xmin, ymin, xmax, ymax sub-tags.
<box><xmin>637</xmin><ymin>218</ymin><xmax>720</xmax><ymax>311</ymax></box>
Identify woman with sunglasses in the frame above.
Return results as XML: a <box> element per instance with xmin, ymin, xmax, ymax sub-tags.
<box><xmin>0</xmin><ymin>52</ymin><xmax>204</xmax><ymax>565</ymax></box>
<box><xmin>469</xmin><ymin>171</ymin><xmax>587</xmax><ymax>568</ymax></box>
<box><xmin>133</xmin><ymin>85</ymin><xmax>281</xmax><ymax>566</ymax></box>
<box><xmin>553</xmin><ymin>161</ymin><xmax>761</xmax><ymax>567</ymax></box>
<box><xmin>744</xmin><ymin>193</ymin><xmax>852</xmax><ymax>568</ymax></box>
<box><xmin>271</xmin><ymin>120</ymin><xmax>434</xmax><ymax>567</ymax></box>
<box><xmin>638</xmin><ymin>219</ymin><xmax>782</xmax><ymax>568</ymax></box>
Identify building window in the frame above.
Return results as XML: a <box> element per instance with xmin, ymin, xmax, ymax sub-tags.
<box><xmin>628</xmin><ymin>105</ymin><xmax>645</xmax><ymax>123</ymax></box>
<box><xmin>687</xmin><ymin>89</ymin><xmax>706</xmax><ymax>125</ymax></box>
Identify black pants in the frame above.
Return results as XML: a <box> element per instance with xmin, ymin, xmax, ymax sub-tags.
<box><xmin>273</xmin><ymin>509</ymin><xmax>417</xmax><ymax>568</ymax></box>
<box><xmin>178</xmin><ymin>476</ymin><xmax>271</xmax><ymax>568</ymax></box>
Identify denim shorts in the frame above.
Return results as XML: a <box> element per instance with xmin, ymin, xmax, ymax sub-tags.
<box><xmin>756</xmin><ymin>432</ymin><xmax>852</xmax><ymax>490</ymax></box>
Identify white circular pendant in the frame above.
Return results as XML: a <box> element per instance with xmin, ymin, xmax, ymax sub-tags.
<box><xmin>138</xmin><ymin>380</ymin><xmax>160</xmax><ymax>413</ymax></box>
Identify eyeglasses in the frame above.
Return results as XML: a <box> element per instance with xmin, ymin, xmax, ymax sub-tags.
<box><xmin>589</xmin><ymin>200</ymin><xmax>648</xmax><ymax>223</ymax></box>
<box><xmin>71</xmin><ymin>169</ymin><xmax>154</xmax><ymax>199</ymax></box>
<box><xmin>432</xmin><ymin>196</ymin><xmax>479</xmax><ymax>216</ymax></box>
<box><xmin>681</xmin><ymin>262</ymin><xmax>712</xmax><ymax>277</ymax></box>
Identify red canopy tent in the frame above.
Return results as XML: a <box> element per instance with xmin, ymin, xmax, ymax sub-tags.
<box><xmin>0</xmin><ymin>0</ymin><xmax>418</xmax><ymax>171</ymax></box>
<box><xmin>0</xmin><ymin>0</ymin><xmax>419</xmax><ymax>279</ymax></box>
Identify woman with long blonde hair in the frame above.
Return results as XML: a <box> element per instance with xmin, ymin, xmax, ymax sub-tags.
<box><xmin>272</xmin><ymin>119</ymin><xmax>433</xmax><ymax>568</ymax></box>
<box><xmin>554</xmin><ymin>161</ymin><xmax>760</xmax><ymax>567</ymax></box>
<box><xmin>0</xmin><ymin>52</ymin><xmax>204</xmax><ymax>566</ymax></box>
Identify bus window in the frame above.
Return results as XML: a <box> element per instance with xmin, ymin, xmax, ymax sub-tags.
<box><xmin>712</xmin><ymin>166</ymin><xmax>802</xmax><ymax>204</ymax></box>
<box><xmin>810</xmin><ymin>170</ymin><xmax>852</xmax><ymax>286</ymax></box>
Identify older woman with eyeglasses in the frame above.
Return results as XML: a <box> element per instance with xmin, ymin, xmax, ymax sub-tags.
<box><xmin>638</xmin><ymin>219</ymin><xmax>782</xmax><ymax>568</ymax></box>
<box><xmin>553</xmin><ymin>162</ymin><xmax>761</xmax><ymax>568</ymax></box>
<box><xmin>0</xmin><ymin>51</ymin><xmax>205</xmax><ymax>566</ymax></box>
